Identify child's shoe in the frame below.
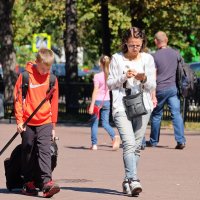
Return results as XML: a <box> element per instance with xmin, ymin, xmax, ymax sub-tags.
<box><xmin>22</xmin><ymin>181</ymin><xmax>38</xmax><ymax>196</ymax></box>
<box><xmin>43</xmin><ymin>180</ymin><xmax>60</xmax><ymax>198</ymax></box>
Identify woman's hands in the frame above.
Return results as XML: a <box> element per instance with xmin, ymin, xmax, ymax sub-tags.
<box><xmin>126</xmin><ymin>69</ymin><xmax>137</xmax><ymax>78</ymax></box>
<box><xmin>126</xmin><ymin>69</ymin><xmax>147</xmax><ymax>82</ymax></box>
<box><xmin>135</xmin><ymin>73</ymin><xmax>146</xmax><ymax>82</ymax></box>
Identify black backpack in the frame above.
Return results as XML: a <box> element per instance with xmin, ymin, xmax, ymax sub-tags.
<box><xmin>21</xmin><ymin>70</ymin><xmax>56</xmax><ymax>100</ymax></box>
<box><xmin>176</xmin><ymin>56</ymin><xmax>197</xmax><ymax>98</ymax></box>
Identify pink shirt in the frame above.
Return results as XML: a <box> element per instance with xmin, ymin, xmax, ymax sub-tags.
<box><xmin>93</xmin><ymin>71</ymin><xmax>110</xmax><ymax>101</ymax></box>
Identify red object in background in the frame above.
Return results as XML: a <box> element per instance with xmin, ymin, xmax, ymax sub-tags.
<box><xmin>15</xmin><ymin>65</ymin><xmax>19</xmax><ymax>74</ymax></box>
<box><xmin>83</xmin><ymin>69</ymin><xmax>89</xmax><ymax>73</ymax></box>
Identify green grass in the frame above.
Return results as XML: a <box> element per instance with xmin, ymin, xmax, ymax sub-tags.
<box><xmin>160</xmin><ymin>120</ymin><xmax>200</xmax><ymax>131</ymax></box>
<box><xmin>58</xmin><ymin>113</ymin><xmax>200</xmax><ymax>131</ymax></box>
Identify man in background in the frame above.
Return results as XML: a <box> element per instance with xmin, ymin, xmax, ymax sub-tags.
<box><xmin>146</xmin><ymin>31</ymin><xmax>186</xmax><ymax>149</ymax></box>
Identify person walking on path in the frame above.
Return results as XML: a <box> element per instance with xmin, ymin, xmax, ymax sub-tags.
<box><xmin>14</xmin><ymin>48</ymin><xmax>60</xmax><ymax>197</ymax></box>
<box><xmin>107</xmin><ymin>27</ymin><xmax>156</xmax><ymax>196</ymax></box>
<box><xmin>146</xmin><ymin>31</ymin><xmax>186</xmax><ymax>149</ymax></box>
<box><xmin>88</xmin><ymin>55</ymin><xmax>120</xmax><ymax>151</ymax></box>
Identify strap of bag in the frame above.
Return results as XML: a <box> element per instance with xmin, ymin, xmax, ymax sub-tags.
<box><xmin>99</xmin><ymin>90</ymin><xmax>108</xmax><ymax>108</ymax></box>
<box><xmin>22</xmin><ymin>71</ymin><xmax>29</xmax><ymax>100</ymax></box>
<box><xmin>123</xmin><ymin>79</ymin><xmax>144</xmax><ymax>96</ymax></box>
<box><xmin>22</xmin><ymin>71</ymin><xmax>56</xmax><ymax>100</ymax></box>
<box><xmin>0</xmin><ymin>87</ymin><xmax>56</xmax><ymax>156</ymax></box>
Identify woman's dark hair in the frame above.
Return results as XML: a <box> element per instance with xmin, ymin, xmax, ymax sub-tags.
<box><xmin>121</xmin><ymin>27</ymin><xmax>147</xmax><ymax>53</ymax></box>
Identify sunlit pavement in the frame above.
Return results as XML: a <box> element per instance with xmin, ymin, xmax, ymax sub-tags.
<box><xmin>0</xmin><ymin>122</ymin><xmax>200</xmax><ymax>200</ymax></box>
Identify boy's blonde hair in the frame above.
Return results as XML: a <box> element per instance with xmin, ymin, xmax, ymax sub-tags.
<box><xmin>36</xmin><ymin>48</ymin><xmax>54</xmax><ymax>68</ymax></box>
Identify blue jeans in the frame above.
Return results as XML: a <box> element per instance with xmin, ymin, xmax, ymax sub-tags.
<box><xmin>114</xmin><ymin>110</ymin><xmax>151</xmax><ymax>180</ymax></box>
<box><xmin>150</xmin><ymin>86</ymin><xmax>186</xmax><ymax>146</ymax></box>
<box><xmin>91</xmin><ymin>100</ymin><xmax>115</xmax><ymax>145</ymax></box>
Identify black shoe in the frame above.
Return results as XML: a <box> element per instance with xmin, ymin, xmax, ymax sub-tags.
<box><xmin>22</xmin><ymin>181</ymin><xmax>38</xmax><ymax>196</ymax></box>
<box><xmin>146</xmin><ymin>141</ymin><xmax>156</xmax><ymax>147</ymax></box>
<box><xmin>140</xmin><ymin>145</ymin><xmax>145</xmax><ymax>150</ymax></box>
<box><xmin>175</xmin><ymin>143</ymin><xmax>185</xmax><ymax>150</ymax></box>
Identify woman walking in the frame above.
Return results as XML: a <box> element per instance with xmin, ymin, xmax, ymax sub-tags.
<box><xmin>107</xmin><ymin>27</ymin><xmax>156</xmax><ymax>196</ymax></box>
<box><xmin>88</xmin><ymin>55</ymin><xmax>120</xmax><ymax>151</ymax></box>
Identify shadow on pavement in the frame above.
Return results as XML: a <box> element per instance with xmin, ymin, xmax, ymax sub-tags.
<box><xmin>64</xmin><ymin>146</ymin><xmax>89</xmax><ymax>150</ymax></box>
<box><xmin>64</xmin><ymin>145</ymin><xmax>120</xmax><ymax>152</ymax></box>
<box><xmin>55</xmin><ymin>179</ymin><xmax>93</xmax><ymax>183</ymax></box>
<box><xmin>0</xmin><ymin>188</ymin><xmax>9</xmax><ymax>193</ymax></box>
<box><xmin>61</xmin><ymin>186</ymin><xmax>122</xmax><ymax>196</ymax></box>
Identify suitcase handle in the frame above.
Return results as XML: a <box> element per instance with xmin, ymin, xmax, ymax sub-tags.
<box><xmin>0</xmin><ymin>87</ymin><xmax>56</xmax><ymax>156</ymax></box>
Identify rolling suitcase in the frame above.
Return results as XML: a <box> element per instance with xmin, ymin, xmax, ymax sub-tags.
<box><xmin>4</xmin><ymin>144</ymin><xmax>23</xmax><ymax>191</ymax></box>
<box><xmin>4</xmin><ymin>140</ymin><xmax>58</xmax><ymax>191</ymax></box>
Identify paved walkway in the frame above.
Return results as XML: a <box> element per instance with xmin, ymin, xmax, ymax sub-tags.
<box><xmin>0</xmin><ymin>122</ymin><xmax>200</xmax><ymax>200</ymax></box>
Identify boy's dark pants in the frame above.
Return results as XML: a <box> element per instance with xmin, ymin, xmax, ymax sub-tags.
<box><xmin>21</xmin><ymin>123</ymin><xmax>52</xmax><ymax>184</ymax></box>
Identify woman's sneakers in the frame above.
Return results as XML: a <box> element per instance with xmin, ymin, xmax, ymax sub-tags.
<box><xmin>122</xmin><ymin>179</ymin><xmax>142</xmax><ymax>196</ymax></box>
<box><xmin>122</xmin><ymin>180</ymin><xmax>131</xmax><ymax>196</ymax></box>
<box><xmin>112</xmin><ymin>135</ymin><xmax>120</xmax><ymax>150</ymax></box>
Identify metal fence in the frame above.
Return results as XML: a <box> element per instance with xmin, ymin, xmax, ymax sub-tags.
<box><xmin>3</xmin><ymin>76</ymin><xmax>200</xmax><ymax>123</ymax></box>
<box><xmin>58</xmin><ymin>77</ymin><xmax>200</xmax><ymax>122</ymax></box>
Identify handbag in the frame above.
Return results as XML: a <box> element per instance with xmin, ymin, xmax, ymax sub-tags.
<box><xmin>123</xmin><ymin>88</ymin><xmax>147</xmax><ymax>120</ymax></box>
<box><xmin>92</xmin><ymin>105</ymin><xmax>101</xmax><ymax>119</ymax></box>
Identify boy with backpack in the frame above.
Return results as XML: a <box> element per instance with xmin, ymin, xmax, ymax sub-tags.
<box><xmin>14</xmin><ymin>48</ymin><xmax>60</xmax><ymax>197</ymax></box>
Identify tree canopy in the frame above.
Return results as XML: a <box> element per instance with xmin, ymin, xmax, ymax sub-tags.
<box><xmin>0</xmin><ymin>0</ymin><xmax>199</xmax><ymax>102</ymax></box>
<box><xmin>11</xmin><ymin>0</ymin><xmax>200</xmax><ymax>66</ymax></box>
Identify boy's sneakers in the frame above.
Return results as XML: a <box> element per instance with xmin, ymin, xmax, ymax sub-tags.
<box><xmin>112</xmin><ymin>135</ymin><xmax>120</xmax><ymax>150</ymax></box>
<box><xmin>43</xmin><ymin>180</ymin><xmax>60</xmax><ymax>198</ymax></box>
<box><xmin>22</xmin><ymin>181</ymin><xmax>38</xmax><ymax>196</ymax></box>
<box><xmin>122</xmin><ymin>179</ymin><xmax>142</xmax><ymax>196</ymax></box>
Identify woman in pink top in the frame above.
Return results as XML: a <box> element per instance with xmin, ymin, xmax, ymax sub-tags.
<box><xmin>88</xmin><ymin>55</ymin><xmax>120</xmax><ymax>150</ymax></box>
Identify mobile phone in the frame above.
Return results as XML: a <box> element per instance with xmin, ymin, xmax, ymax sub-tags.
<box><xmin>137</xmin><ymin>73</ymin><xmax>145</xmax><ymax>76</ymax></box>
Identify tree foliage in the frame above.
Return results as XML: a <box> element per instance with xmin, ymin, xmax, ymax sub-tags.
<box><xmin>12</xmin><ymin>0</ymin><xmax>65</xmax><ymax>65</ymax></box>
<box><xmin>77</xmin><ymin>0</ymin><xmax>200</xmax><ymax>63</ymax></box>
<box><xmin>1</xmin><ymin>0</ymin><xmax>200</xmax><ymax>77</ymax></box>
<box><xmin>11</xmin><ymin>0</ymin><xmax>200</xmax><ymax>65</ymax></box>
<box><xmin>129</xmin><ymin>0</ymin><xmax>200</xmax><ymax>61</ymax></box>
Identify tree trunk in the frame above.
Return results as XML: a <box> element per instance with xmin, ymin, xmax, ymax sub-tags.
<box><xmin>130</xmin><ymin>0</ymin><xmax>145</xmax><ymax>29</ymax></box>
<box><xmin>100</xmin><ymin>0</ymin><xmax>111</xmax><ymax>56</ymax></box>
<box><xmin>64</xmin><ymin>0</ymin><xmax>78</xmax><ymax>113</ymax></box>
<box><xmin>0</xmin><ymin>0</ymin><xmax>17</xmax><ymax>101</ymax></box>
